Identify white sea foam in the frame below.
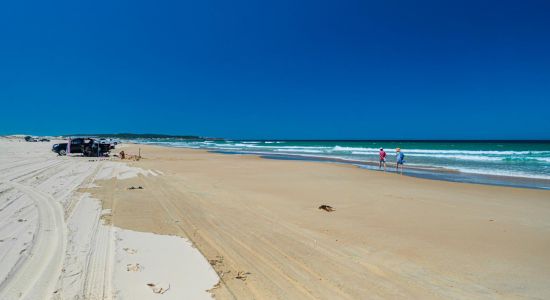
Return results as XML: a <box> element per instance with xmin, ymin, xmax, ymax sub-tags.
<box><xmin>403</xmin><ymin>153</ymin><xmax>504</xmax><ymax>162</ymax></box>
<box><xmin>451</xmin><ymin>167</ymin><xmax>550</xmax><ymax>180</ymax></box>
<box><xmin>333</xmin><ymin>145</ymin><xmax>550</xmax><ymax>156</ymax></box>
<box><xmin>274</xmin><ymin>149</ymin><xmax>324</xmax><ymax>154</ymax></box>
<box><xmin>158</xmin><ymin>142</ymin><xmax>550</xmax><ymax>163</ymax></box>
<box><xmin>178</xmin><ymin>142</ymin><xmax>550</xmax><ymax>161</ymax></box>
<box><xmin>132</xmin><ymin>140</ymin><xmax>550</xmax><ymax>182</ymax></box>
<box><xmin>241</xmin><ymin>144</ymin><xmax>330</xmax><ymax>149</ymax></box>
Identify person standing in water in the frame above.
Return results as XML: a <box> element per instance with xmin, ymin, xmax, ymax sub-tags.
<box><xmin>396</xmin><ymin>148</ymin><xmax>405</xmax><ymax>174</ymax></box>
<box><xmin>379</xmin><ymin>148</ymin><xmax>387</xmax><ymax>171</ymax></box>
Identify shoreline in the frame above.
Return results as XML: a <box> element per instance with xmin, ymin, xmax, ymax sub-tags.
<box><xmin>237</xmin><ymin>151</ymin><xmax>550</xmax><ymax>190</ymax></box>
<box><xmin>130</xmin><ymin>142</ymin><xmax>550</xmax><ymax>189</ymax></box>
<box><xmin>97</xmin><ymin>143</ymin><xmax>550</xmax><ymax>299</ymax></box>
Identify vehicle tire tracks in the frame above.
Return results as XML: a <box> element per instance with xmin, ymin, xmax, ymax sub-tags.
<box><xmin>0</xmin><ymin>181</ymin><xmax>66</xmax><ymax>300</ymax></box>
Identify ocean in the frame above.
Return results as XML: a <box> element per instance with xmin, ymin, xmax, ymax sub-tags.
<box><xmin>130</xmin><ymin>139</ymin><xmax>550</xmax><ymax>189</ymax></box>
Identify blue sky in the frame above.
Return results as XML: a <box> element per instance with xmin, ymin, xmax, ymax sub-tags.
<box><xmin>1</xmin><ymin>0</ymin><xmax>549</xmax><ymax>139</ymax></box>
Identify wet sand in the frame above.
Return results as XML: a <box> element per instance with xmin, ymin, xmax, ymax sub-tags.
<box><xmin>92</xmin><ymin>144</ymin><xmax>550</xmax><ymax>299</ymax></box>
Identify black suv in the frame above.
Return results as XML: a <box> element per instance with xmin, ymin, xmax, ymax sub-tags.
<box><xmin>52</xmin><ymin>138</ymin><xmax>112</xmax><ymax>157</ymax></box>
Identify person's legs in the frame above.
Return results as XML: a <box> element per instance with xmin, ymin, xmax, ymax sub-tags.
<box><xmin>383</xmin><ymin>160</ymin><xmax>386</xmax><ymax>171</ymax></box>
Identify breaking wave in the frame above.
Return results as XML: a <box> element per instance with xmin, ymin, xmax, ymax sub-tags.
<box><xmin>130</xmin><ymin>139</ymin><xmax>550</xmax><ymax>183</ymax></box>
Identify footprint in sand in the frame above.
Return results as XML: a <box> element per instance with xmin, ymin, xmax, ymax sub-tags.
<box><xmin>126</xmin><ymin>263</ymin><xmax>142</xmax><ymax>272</ymax></box>
<box><xmin>123</xmin><ymin>247</ymin><xmax>137</xmax><ymax>254</ymax></box>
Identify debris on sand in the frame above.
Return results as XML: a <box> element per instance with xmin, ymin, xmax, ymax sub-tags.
<box><xmin>210</xmin><ymin>281</ymin><xmax>222</xmax><ymax>290</ymax></box>
<box><xmin>209</xmin><ymin>256</ymin><xmax>224</xmax><ymax>266</ymax></box>
<box><xmin>128</xmin><ymin>186</ymin><xmax>144</xmax><ymax>190</ymax></box>
<box><xmin>318</xmin><ymin>205</ymin><xmax>335</xmax><ymax>212</ymax></box>
<box><xmin>147</xmin><ymin>283</ymin><xmax>171</xmax><ymax>294</ymax></box>
<box><xmin>235</xmin><ymin>271</ymin><xmax>251</xmax><ymax>281</ymax></box>
<box><xmin>119</xmin><ymin>150</ymin><xmax>142</xmax><ymax>161</ymax></box>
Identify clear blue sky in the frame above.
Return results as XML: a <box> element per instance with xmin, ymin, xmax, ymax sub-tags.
<box><xmin>1</xmin><ymin>0</ymin><xmax>549</xmax><ymax>139</ymax></box>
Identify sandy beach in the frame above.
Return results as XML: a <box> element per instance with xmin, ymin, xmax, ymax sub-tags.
<box><xmin>92</xmin><ymin>144</ymin><xmax>550</xmax><ymax>299</ymax></box>
<box><xmin>3</xmin><ymin>0</ymin><xmax>549</xmax><ymax>298</ymax></box>
<box><xmin>1</xmin><ymin>139</ymin><xmax>549</xmax><ymax>299</ymax></box>
<box><xmin>0</xmin><ymin>138</ymin><xmax>218</xmax><ymax>300</ymax></box>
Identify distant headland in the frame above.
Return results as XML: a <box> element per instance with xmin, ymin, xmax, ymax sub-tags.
<box><xmin>63</xmin><ymin>133</ymin><xmax>224</xmax><ymax>140</ymax></box>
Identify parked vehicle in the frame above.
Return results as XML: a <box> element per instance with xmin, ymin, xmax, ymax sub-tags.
<box><xmin>24</xmin><ymin>136</ymin><xmax>50</xmax><ymax>142</ymax></box>
<box><xmin>52</xmin><ymin>138</ymin><xmax>111</xmax><ymax>156</ymax></box>
<box><xmin>97</xmin><ymin>138</ymin><xmax>116</xmax><ymax>149</ymax></box>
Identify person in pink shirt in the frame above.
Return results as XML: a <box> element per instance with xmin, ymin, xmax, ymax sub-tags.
<box><xmin>379</xmin><ymin>148</ymin><xmax>387</xmax><ymax>171</ymax></box>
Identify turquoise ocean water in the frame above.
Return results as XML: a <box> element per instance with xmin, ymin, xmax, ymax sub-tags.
<box><xmin>131</xmin><ymin>139</ymin><xmax>550</xmax><ymax>189</ymax></box>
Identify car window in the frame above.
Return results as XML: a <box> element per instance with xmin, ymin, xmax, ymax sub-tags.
<box><xmin>71</xmin><ymin>139</ymin><xmax>81</xmax><ymax>145</ymax></box>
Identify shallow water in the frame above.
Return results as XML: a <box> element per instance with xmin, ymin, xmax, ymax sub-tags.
<box><xmin>131</xmin><ymin>139</ymin><xmax>550</xmax><ymax>189</ymax></box>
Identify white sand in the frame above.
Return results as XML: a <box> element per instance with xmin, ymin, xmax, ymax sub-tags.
<box><xmin>0</xmin><ymin>139</ymin><xmax>218</xmax><ymax>299</ymax></box>
<box><xmin>114</xmin><ymin>229</ymin><xmax>219</xmax><ymax>300</ymax></box>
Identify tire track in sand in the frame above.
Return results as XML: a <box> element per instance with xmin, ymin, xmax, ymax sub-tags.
<box><xmin>79</xmin><ymin>162</ymin><xmax>117</xmax><ymax>300</ymax></box>
<box><xmin>149</xmin><ymin>176</ymin><xmax>339</xmax><ymax>299</ymax></box>
<box><xmin>0</xmin><ymin>181</ymin><xmax>66</xmax><ymax>300</ymax></box>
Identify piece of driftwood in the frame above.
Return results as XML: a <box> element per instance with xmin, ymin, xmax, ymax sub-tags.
<box><xmin>318</xmin><ymin>205</ymin><xmax>335</xmax><ymax>212</ymax></box>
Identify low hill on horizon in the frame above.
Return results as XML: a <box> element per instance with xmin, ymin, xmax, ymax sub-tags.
<box><xmin>64</xmin><ymin>133</ymin><xmax>222</xmax><ymax>140</ymax></box>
